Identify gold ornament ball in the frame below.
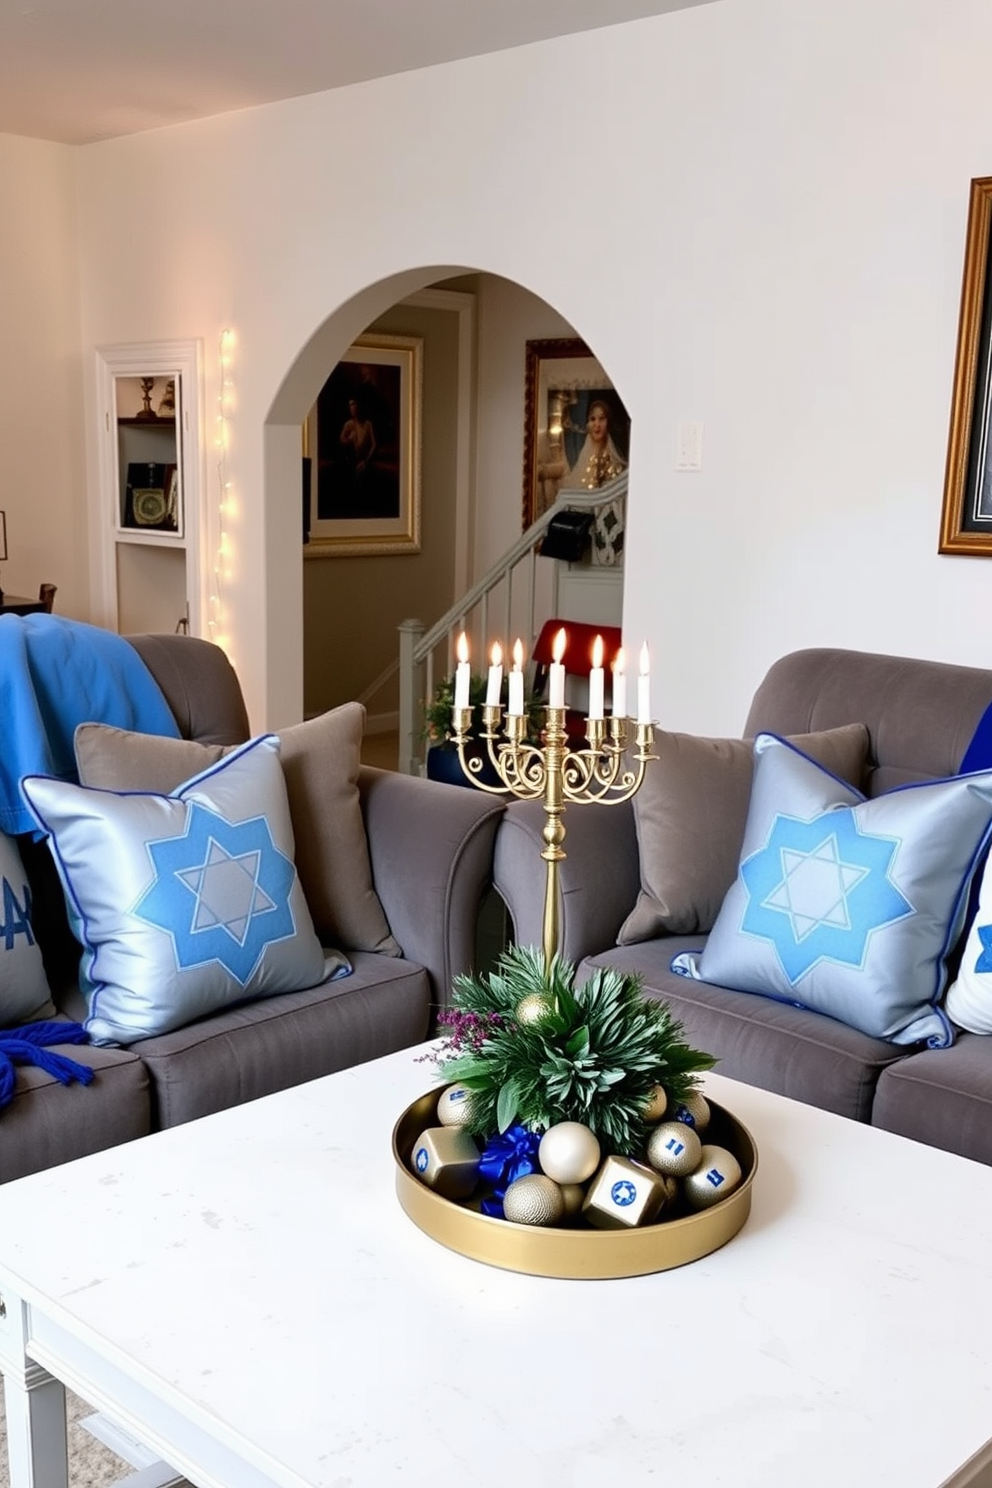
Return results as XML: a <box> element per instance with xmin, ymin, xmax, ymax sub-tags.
<box><xmin>559</xmin><ymin>1182</ymin><xmax>587</xmax><ymax>1219</ymax></box>
<box><xmin>437</xmin><ymin>1084</ymin><xmax>476</xmax><ymax>1128</ymax></box>
<box><xmin>503</xmin><ymin>1173</ymin><xmax>565</xmax><ymax>1226</ymax></box>
<box><xmin>646</xmin><ymin>1120</ymin><xmax>703</xmax><ymax>1177</ymax></box>
<box><xmin>538</xmin><ymin>1121</ymin><xmax>601</xmax><ymax>1184</ymax></box>
<box><xmin>684</xmin><ymin>1145</ymin><xmax>743</xmax><ymax>1209</ymax></box>
<box><xmin>641</xmin><ymin>1084</ymin><xmax>668</xmax><ymax>1123</ymax></box>
<box><xmin>515</xmin><ymin>993</ymin><xmax>553</xmax><ymax>1026</ymax></box>
<box><xmin>673</xmin><ymin>1090</ymin><xmax>711</xmax><ymax>1133</ymax></box>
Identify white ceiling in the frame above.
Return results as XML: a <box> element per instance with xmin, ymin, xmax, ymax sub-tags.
<box><xmin>0</xmin><ymin>0</ymin><xmax>716</xmax><ymax>146</ymax></box>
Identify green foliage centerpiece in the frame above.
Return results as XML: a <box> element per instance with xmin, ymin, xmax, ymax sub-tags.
<box><xmin>432</xmin><ymin>945</ymin><xmax>715</xmax><ymax>1158</ymax></box>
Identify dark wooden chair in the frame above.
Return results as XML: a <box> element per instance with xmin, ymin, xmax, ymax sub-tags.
<box><xmin>38</xmin><ymin>583</ymin><xmax>57</xmax><ymax>612</ymax></box>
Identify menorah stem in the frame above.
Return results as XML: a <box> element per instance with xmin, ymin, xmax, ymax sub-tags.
<box><xmin>540</xmin><ymin>707</ymin><xmax>568</xmax><ymax>971</ymax></box>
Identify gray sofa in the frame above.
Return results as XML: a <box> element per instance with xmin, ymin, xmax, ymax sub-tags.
<box><xmin>493</xmin><ymin>647</ymin><xmax>992</xmax><ymax>1167</ymax></box>
<box><xmin>3</xmin><ymin>632</ymin><xmax>504</xmax><ymax>1183</ymax></box>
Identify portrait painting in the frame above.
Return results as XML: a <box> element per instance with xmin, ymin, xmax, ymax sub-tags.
<box><xmin>305</xmin><ymin>334</ymin><xmax>422</xmax><ymax>557</ymax></box>
<box><xmin>940</xmin><ymin>176</ymin><xmax>992</xmax><ymax>555</ymax></box>
<box><xmin>522</xmin><ymin>339</ymin><xmax>631</xmax><ymax>564</ymax></box>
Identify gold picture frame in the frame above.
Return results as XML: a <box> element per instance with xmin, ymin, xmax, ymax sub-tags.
<box><xmin>304</xmin><ymin>334</ymin><xmax>422</xmax><ymax>558</ymax></box>
<box><xmin>522</xmin><ymin>338</ymin><xmax>631</xmax><ymax>531</ymax></box>
<box><xmin>940</xmin><ymin>176</ymin><xmax>992</xmax><ymax>555</ymax></box>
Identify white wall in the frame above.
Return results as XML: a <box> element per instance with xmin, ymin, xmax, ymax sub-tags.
<box><xmin>67</xmin><ymin>0</ymin><xmax>992</xmax><ymax>733</ymax></box>
<box><xmin>0</xmin><ymin>134</ymin><xmax>85</xmax><ymax>615</ymax></box>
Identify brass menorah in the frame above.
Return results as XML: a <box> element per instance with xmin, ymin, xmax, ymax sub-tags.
<box><xmin>450</xmin><ymin>701</ymin><xmax>656</xmax><ymax>970</ymax></box>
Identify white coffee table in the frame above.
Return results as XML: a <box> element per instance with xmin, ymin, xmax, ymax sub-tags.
<box><xmin>1</xmin><ymin>1046</ymin><xmax>991</xmax><ymax>1488</ymax></box>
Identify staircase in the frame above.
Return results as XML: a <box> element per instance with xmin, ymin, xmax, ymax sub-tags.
<box><xmin>394</xmin><ymin>472</ymin><xmax>626</xmax><ymax>775</ymax></box>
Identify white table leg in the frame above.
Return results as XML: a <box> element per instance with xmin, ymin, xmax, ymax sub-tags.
<box><xmin>0</xmin><ymin>1290</ymin><xmax>68</xmax><ymax>1488</ymax></box>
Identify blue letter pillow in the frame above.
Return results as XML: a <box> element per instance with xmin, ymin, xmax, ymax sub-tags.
<box><xmin>0</xmin><ymin>830</ymin><xmax>55</xmax><ymax>1027</ymax></box>
<box><xmin>944</xmin><ymin>854</ymin><xmax>992</xmax><ymax>1034</ymax></box>
<box><xmin>672</xmin><ymin>734</ymin><xmax>992</xmax><ymax>1047</ymax></box>
<box><xmin>21</xmin><ymin>735</ymin><xmax>349</xmax><ymax>1046</ymax></box>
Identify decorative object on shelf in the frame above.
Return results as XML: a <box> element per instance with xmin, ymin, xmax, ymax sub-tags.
<box><xmin>392</xmin><ymin>626</ymin><xmax>758</xmax><ymax>1278</ymax></box>
<box><xmin>158</xmin><ymin>379</ymin><xmax>176</xmax><ymax>418</ymax></box>
<box><xmin>135</xmin><ymin>377</ymin><xmax>159</xmax><ymax>421</ymax></box>
<box><xmin>123</xmin><ymin>463</ymin><xmax>179</xmax><ymax>533</ymax></box>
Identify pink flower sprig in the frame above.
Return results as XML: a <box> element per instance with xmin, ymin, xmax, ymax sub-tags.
<box><xmin>418</xmin><ymin>1008</ymin><xmax>506</xmax><ymax>1066</ymax></box>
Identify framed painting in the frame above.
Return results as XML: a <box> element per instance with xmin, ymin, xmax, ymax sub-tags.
<box><xmin>522</xmin><ymin>338</ymin><xmax>631</xmax><ymax>530</ymax></box>
<box><xmin>940</xmin><ymin>176</ymin><xmax>992</xmax><ymax>555</ymax></box>
<box><xmin>304</xmin><ymin>334</ymin><xmax>422</xmax><ymax>557</ymax></box>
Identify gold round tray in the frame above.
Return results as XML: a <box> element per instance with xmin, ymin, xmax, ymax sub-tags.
<box><xmin>392</xmin><ymin>1090</ymin><xmax>758</xmax><ymax>1280</ymax></box>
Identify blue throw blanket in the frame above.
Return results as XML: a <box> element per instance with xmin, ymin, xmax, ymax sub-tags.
<box><xmin>0</xmin><ymin>614</ymin><xmax>180</xmax><ymax>835</ymax></box>
<box><xmin>0</xmin><ymin>1021</ymin><xmax>93</xmax><ymax>1114</ymax></box>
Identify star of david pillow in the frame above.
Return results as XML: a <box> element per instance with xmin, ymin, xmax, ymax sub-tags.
<box><xmin>0</xmin><ymin>829</ymin><xmax>56</xmax><ymax>1027</ymax></box>
<box><xmin>21</xmin><ymin>736</ymin><xmax>348</xmax><ymax>1046</ymax></box>
<box><xmin>944</xmin><ymin>856</ymin><xmax>992</xmax><ymax>1034</ymax></box>
<box><xmin>671</xmin><ymin>734</ymin><xmax>992</xmax><ymax>1047</ymax></box>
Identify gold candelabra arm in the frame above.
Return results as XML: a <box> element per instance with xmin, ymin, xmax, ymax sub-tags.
<box><xmin>449</xmin><ymin>698</ymin><xmax>657</xmax><ymax>970</ymax></box>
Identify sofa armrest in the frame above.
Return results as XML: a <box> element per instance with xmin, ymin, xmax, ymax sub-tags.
<box><xmin>493</xmin><ymin>797</ymin><xmax>640</xmax><ymax>967</ymax></box>
<box><xmin>358</xmin><ymin>768</ymin><xmax>505</xmax><ymax>1008</ymax></box>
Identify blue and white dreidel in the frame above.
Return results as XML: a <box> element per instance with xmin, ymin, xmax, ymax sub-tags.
<box><xmin>582</xmin><ymin>1155</ymin><xmax>669</xmax><ymax>1230</ymax></box>
<box><xmin>437</xmin><ymin>1083</ymin><xmax>476</xmax><ymax>1128</ymax></box>
<box><xmin>645</xmin><ymin>1120</ymin><xmax>702</xmax><ymax>1177</ymax></box>
<box><xmin>684</xmin><ymin>1144</ymin><xmax>743</xmax><ymax>1210</ymax></box>
<box><xmin>410</xmin><ymin>1127</ymin><xmax>480</xmax><ymax>1201</ymax></box>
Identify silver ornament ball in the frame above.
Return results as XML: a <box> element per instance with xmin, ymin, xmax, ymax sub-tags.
<box><xmin>538</xmin><ymin>1121</ymin><xmax>601</xmax><ymax>1184</ymax></box>
<box><xmin>646</xmin><ymin>1120</ymin><xmax>702</xmax><ymax>1177</ymax></box>
<box><xmin>437</xmin><ymin>1084</ymin><xmax>476</xmax><ymax>1127</ymax></box>
<box><xmin>684</xmin><ymin>1144</ymin><xmax>743</xmax><ymax>1209</ymax></box>
<box><xmin>503</xmin><ymin>1173</ymin><xmax>565</xmax><ymax>1226</ymax></box>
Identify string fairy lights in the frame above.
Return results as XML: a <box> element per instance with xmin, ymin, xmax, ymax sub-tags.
<box><xmin>208</xmin><ymin>327</ymin><xmax>236</xmax><ymax>663</ymax></box>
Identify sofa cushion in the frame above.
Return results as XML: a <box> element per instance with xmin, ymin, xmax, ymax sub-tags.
<box><xmin>618</xmin><ymin>723</ymin><xmax>869</xmax><ymax>943</ymax></box>
<box><xmin>0</xmin><ymin>829</ymin><xmax>56</xmax><ymax>1025</ymax></box>
<box><xmin>0</xmin><ymin>1035</ymin><xmax>150</xmax><ymax>1183</ymax></box>
<box><xmin>22</xmin><ymin>735</ymin><xmax>344</xmax><ymax>1046</ymax></box>
<box><xmin>872</xmin><ymin>1035</ymin><xmax>992</xmax><ymax>1165</ymax></box>
<box><xmin>943</xmin><ymin>852</ymin><xmax>992</xmax><ymax>1034</ymax></box>
<box><xmin>672</xmin><ymin>734</ymin><xmax>992</xmax><ymax>1047</ymax></box>
<box><xmin>74</xmin><ymin>703</ymin><xmax>400</xmax><ymax>957</ymax></box>
<box><xmin>582</xmin><ymin>938</ymin><xmax>904</xmax><ymax>1123</ymax></box>
<box><xmin>133</xmin><ymin>951</ymin><xmax>431</xmax><ymax>1128</ymax></box>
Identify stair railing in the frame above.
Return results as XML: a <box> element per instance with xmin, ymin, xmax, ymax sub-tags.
<box><xmin>397</xmin><ymin>471</ymin><xmax>627</xmax><ymax>775</ymax></box>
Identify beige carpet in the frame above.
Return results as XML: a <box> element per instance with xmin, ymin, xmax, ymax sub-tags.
<box><xmin>0</xmin><ymin>1378</ymin><xmax>132</xmax><ymax>1488</ymax></box>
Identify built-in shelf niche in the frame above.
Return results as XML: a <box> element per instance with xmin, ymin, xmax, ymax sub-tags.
<box><xmin>96</xmin><ymin>340</ymin><xmax>202</xmax><ymax>637</ymax></box>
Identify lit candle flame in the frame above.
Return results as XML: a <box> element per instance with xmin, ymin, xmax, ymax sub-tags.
<box><xmin>512</xmin><ymin>638</ymin><xmax>524</xmax><ymax>669</ymax></box>
<box><xmin>639</xmin><ymin>643</ymin><xmax>650</xmax><ymax>676</ymax></box>
<box><xmin>457</xmin><ymin>632</ymin><xmax>469</xmax><ymax>664</ymax></box>
<box><xmin>490</xmin><ymin>641</ymin><xmax>502</xmax><ymax>667</ymax></box>
<box><xmin>613</xmin><ymin>647</ymin><xmax>626</xmax><ymax>675</ymax></box>
<box><xmin>592</xmin><ymin>634</ymin><xmax>604</xmax><ymax>669</ymax></box>
<box><xmin>553</xmin><ymin>627</ymin><xmax>567</xmax><ymax>664</ymax></box>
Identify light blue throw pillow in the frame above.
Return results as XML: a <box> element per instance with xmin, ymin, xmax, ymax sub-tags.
<box><xmin>22</xmin><ymin>735</ymin><xmax>348</xmax><ymax>1046</ymax></box>
<box><xmin>672</xmin><ymin>734</ymin><xmax>992</xmax><ymax>1047</ymax></box>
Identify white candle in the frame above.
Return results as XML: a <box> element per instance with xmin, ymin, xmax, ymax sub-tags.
<box><xmin>485</xmin><ymin>641</ymin><xmax>503</xmax><ymax>706</ymax></box>
<box><xmin>508</xmin><ymin>638</ymin><xmax>525</xmax><ymax>715</ymax></box>
<box><xmin>612</xmin><ymin>647</ymin><xmax>627</xmax><ymax>719</ymax></box>
<box><xmin>637</xmin><ymin>643</ymin><xmax>652</xmax><ymax>724</ymax></box>
<box><xmin>454</xmin><ymin>632</ymin><xmax>471</xmax><ymax>710</ymax></box>
<box><xmin>549</xmin><ymin>627</ymin><xmax>567</xmax><ymax>709</ymax></box>
<box><xmin>588</xmin><ymin>634</ymin><xmax>605</xmax><ymax>720</ymax></box>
